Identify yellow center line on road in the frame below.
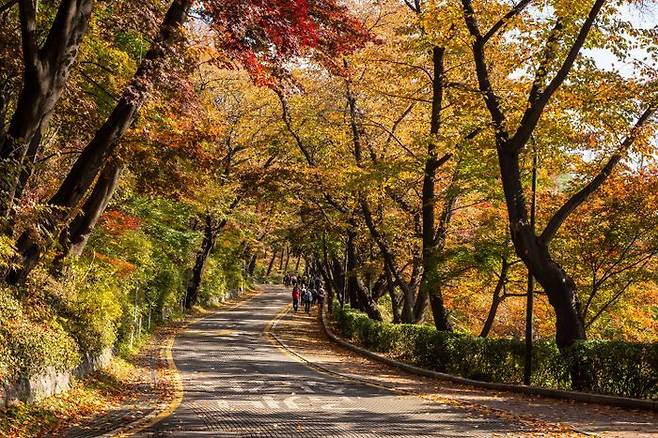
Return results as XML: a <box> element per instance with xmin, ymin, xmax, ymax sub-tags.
<box><xmin>111</xmin><ymin>289</ymin><xmax>263</xmax><ymax>438</ymax></box>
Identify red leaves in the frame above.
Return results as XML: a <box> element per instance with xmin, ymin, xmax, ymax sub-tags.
<box><xmin>100</xmin><ymin>210</ymin><xmax>141</xmax><ymax>236</ymax></box>
<box><xmin>202</xmin><ymin>0</ymin><xmax>372</xmax><ymax>85</ymax></box>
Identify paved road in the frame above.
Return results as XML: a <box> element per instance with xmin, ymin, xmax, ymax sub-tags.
<box><xmin>138</xmin><ymin>286</ymin><xmax>527</xmax><ymax>437</ymax></box>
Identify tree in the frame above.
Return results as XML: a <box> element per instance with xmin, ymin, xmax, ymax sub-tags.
<box><xmin>0</xmin><ymin>0</ymin><xmax>94</xmax><ymax>228</ymax></box>
<box><xmin>460</xmin><ymin>0</ymin><xmax>658</xmax><ymax>349</ymax></box>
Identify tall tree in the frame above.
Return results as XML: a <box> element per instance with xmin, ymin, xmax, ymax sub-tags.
<box><xmin>460</xmin><ymin>0</ymin><xmax>657</xmax><ymax>348</ymax></box>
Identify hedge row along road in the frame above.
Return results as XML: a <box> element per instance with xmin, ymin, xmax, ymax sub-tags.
<box><xmin>125</xmin><ymin>285</ymin><xmax>547</xmax><ymax>437</ymax></box>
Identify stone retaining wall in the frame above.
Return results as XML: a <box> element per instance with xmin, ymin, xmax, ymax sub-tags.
<box><xmin>0</xmin><ymin>348</ymin><xmax>112</xmax><ymax>407</ymax></box>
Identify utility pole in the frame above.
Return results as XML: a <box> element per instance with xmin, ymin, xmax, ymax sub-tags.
<box><xmin>524</xmin><ymin>144</ymin><xmax>538</xmax><ymax>385</ymax></box>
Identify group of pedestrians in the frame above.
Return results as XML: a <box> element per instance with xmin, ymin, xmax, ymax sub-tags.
<box><xmin>286</xmin><ymin>273</ymin><xmax>325</xmax><ymax>314</ymax></box>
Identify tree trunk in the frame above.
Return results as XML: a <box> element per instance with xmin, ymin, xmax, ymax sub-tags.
<box><xmin>0</xmin><ymin>0</ymin><xmax>94</xmax><ymax>223</ymax></box>
<box><xmin>184</xmin><ymin>213</ymin><xmax>216</xmax><ymax>310</ymax></box>
<box><xmin>479</xmin><ymin>258</ymin><xmax>509</xmax><ymax>337</ymax></box>
<box><xmin>13</xmin><ymin>125</ymin><xmax>42</xmax><ymax>204</ymax></box>
<box><xmin>498</xmin><ymin>149</ymin><xmax>586</xmax><ymax>349</ymax></box>
<box><xmin>57</xmin><ymin>159</ymin><xmax>122</xmax><ymax>260</ymax></box>
<box><xmin>283</xmin><ymin>248</ymin><xmax>290</xmax><ymax>272</ymax></box>
<box><xmin>415</xmin><ymin>46</ymin><xmax>452</xmax><ymax>332</ymax></box>
<box><xmin>5</xmin><ymin>0</ymin><xmax>194</xmax><ymax>284</ymax></box>
<box><xmin>344</xmin><ymin>225</ymin><xmax>381</xmax><ymax>319</ymax></box>
<box><xmin>294</xmin><ymin>255</ymin><xmax>301</xmax><ymax>272</ymax></box>
<box><xmin>330</xmin><ymin>256</ymin><xmax>346</xmax><ymax>306</ymax></box>
<box><xmin>278</xmin><ymin>248</ymin><xmax>285</xmax><ymax>271</ymax></box>
<box><xmin>384</xmin><ymin>264</ymin><xmax>402</xmax><ymax>323</ymax></box>
<box><xmin>359</xmin><ymin>198</ymin><xmax>415</xmax><ymax>322</ymax></box>
<box><xmin>247</xmin><ymin>254</ymin><xmax>257</xmax><ymax>276</ymax></box>
<box><xmin>266</xmin><ymin>251</ymin><xmax>276</xmax><ymax>277</ymax></box>
<box><xmin>345</xmin><ymin>227</ymin><xmax>361</xmax><ymax>309</ymax></box>
<box><xmin>320</xmin><ymin>258</ymin><xmax>334</xmax><ymax>305</ymax></box>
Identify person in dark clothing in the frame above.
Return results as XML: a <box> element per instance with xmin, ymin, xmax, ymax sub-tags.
<box><xmin>303</xmin><ymin>288</ymin><xmax>312</xmax><ymax>314</ymax></box>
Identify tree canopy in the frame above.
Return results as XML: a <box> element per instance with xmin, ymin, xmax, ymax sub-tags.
<box><xmin>0</xmin><ymin>0</ymin><xmax>656</xmax><ymax>393</ymax></box>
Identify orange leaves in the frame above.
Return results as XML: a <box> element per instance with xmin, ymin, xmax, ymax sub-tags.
<box><xmin>100</xmin><ymin>210</ymin><xmax>141</xmax><ymax>236</ymax></box>
<box><xmin>94</xmin><ymin>252</ymin><xmax>137</xmax><ymax>277</ymax></box>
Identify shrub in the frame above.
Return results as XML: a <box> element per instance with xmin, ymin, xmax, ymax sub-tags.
<box><xmin>0</xmin><ymin>287</ymin><xmax>80</xmax><ymax>380</ymax></box>
<box><xmin>331</xmin><ymin>303</ymin><xmax>658</xmax><ymax>399</ymax></box>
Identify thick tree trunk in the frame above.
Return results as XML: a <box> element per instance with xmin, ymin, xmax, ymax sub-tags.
<box><xmin>6</xmin><ymin>0</ymin><xmax>194</xmax><ymax>284</ymax></box>
<box><xmin>498</xmin><ymin>150</ymin><xmax>586</xmax><ymax>349</ymax></box>
<box><xmin>57</xmin><ymin>159</ymin><xmax>122</xmax><ymax>259</ymax></box>
<box><xmin>479</xmin><ymin>258</ymin><xmax>509</xmax><ymax>337</ymax></box>
<box><xmin>0</xmin><ymin>0</ymin><xmax>94</xmax><ymax>223</ymax></box>
<box><xmin>184</xmin><ymin>213</ymin><xmax>216</xmax><ymax>310</ymax></box>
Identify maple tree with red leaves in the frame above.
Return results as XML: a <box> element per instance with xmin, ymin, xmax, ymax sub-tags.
<box><xmin>204</xmin><ymin>0</ymin><xmax>372</xmax><ymax>84</ymax></box>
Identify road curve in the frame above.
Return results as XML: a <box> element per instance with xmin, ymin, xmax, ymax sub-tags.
<box><xmin>135</xmin><ymin>286</ymin><xmax>527</xmax><ymax>437</ymax></box>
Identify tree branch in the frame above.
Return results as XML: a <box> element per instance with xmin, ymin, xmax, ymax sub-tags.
<box><xmin>276</xmin><ymin>90</ymin><xmax>316</xmax><ymax>166</ymax></box>
<box><xmin>540</xmin><ymin>104</ymin><xmax>657</xmax><ymax>243</ymax></box>
<box><xmin>18</xmin><ymin>0</ymin><xmax>39</xmax><ymax>74</ymax></box>
<box><xmin>460</xmin><ymin>0</ymin><xmax>509</xmax><ymax>139</ymax></box>
<box><xmin>482</xmin><ymin>0</ymin><xmax>533</xmax><ymax>44</ymax></box>
<box><xmin>509</xmin><ymin>0</ymin><xmax>607</xmax><ymax>150</ymax></box>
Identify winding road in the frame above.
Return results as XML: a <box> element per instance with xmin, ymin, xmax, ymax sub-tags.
<box><xmin>134</xmin><ymin>286</ymin><xmax>542</xmax><ymax>437</ymax></box>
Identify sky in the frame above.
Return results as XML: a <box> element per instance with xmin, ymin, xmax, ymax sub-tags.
<box><xmin>588</xmin><ymin>3</ymin><xmax>658</xmax><ymax>77</ymax></box>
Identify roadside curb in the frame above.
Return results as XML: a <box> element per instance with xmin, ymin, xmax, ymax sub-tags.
<box><xmin>320</xmin><ymin>305</ymin><xmax>658</xmax><ymax>412</ymax></box>
<box><xmin>99</xmin><ymin>290</ymin><xmax>262</xmax><ymax>438</ymax></box>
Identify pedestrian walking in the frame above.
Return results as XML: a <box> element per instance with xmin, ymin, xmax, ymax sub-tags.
<box><xmin>303</xmin><ymin>288</ymin><xmax>312</xmax><ymax>314</ymax></box>
<box><xmin>292</xmin><ymin>286</ymin><xmax>300</xmax><ymax>312</ymax></box>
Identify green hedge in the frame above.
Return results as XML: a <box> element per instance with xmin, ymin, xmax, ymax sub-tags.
<box><xmin>332</xmin><ymin>303</ymin><xmax>658</xmax><ymax>400</ymax></box>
